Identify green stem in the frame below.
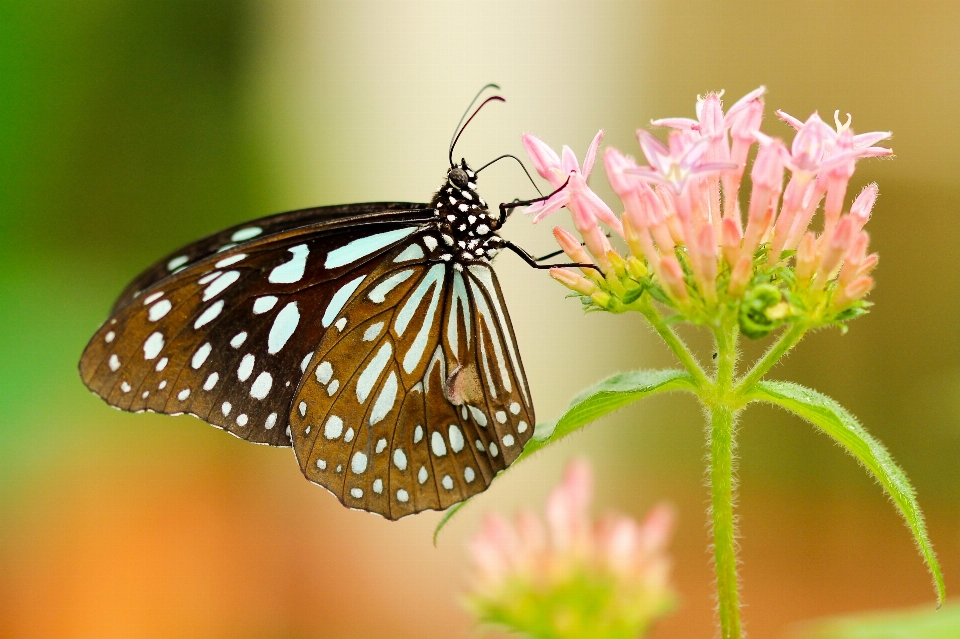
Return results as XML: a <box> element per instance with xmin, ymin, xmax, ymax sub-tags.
<box><xmin>734</xmin><ymin>323</ymin><xmax>807</xmax><ymax>395</ymax></box>
<box><xmin>636</xmin><ymin>296</ymin><xmax>710</xmax><ymax>388</ymax></box>
<box><xmin>710</xmin><ymin>402</ymin><xmax>741</xmax><ymax>639</ymax></box>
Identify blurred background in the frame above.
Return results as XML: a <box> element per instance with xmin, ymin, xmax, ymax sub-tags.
<box><xmin>2</xmin><ymin>1</ymin><xmax>960</xmax><ymax>637</ymax></box>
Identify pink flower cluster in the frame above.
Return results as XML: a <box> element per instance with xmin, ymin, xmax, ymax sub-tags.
<box><xmin>524</xmin><ymin>88</ymin><xmax>888</xmax><ymax>312</ymax></box>
<box><xmin>468</xmin><ymin>459</ymin><xmax>674</xmax><ymax>616</ymax></box>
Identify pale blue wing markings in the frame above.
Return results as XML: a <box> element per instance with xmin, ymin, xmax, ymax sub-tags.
<box><xmin>394</xmin><ymin>264</ymin><xmax>445</xmax><ymax>336</ymax></box>
<box><xmin>402</xmin><ymin>270</ymin><xmax>446</xmax><ymax>375</ymax></box>
<box><xmin>321</xmin><ymin>275</ymin><xmax>367</xmax><ymax>328</ymax></box>
<box><xmin>324</xmin><ymin>227</ymin><xmax>419</xmax><ymax>269</ymax></box>
<box><xmin>467</xmin><ymin>264</ymin><xmax>530</xmax><ymax>406</ymax></box>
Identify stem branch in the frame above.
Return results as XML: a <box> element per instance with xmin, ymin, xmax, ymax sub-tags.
<box><xmin>636</xmin><ymin>297</ymin><xmax>710</xmax><ymax>388</ymax></box>
<box><xmin>734</xmin><ymin>323</ymin><xmax>807</xmax><ymax>394</ymax></box>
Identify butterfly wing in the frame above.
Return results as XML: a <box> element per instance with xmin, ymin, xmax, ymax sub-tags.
<box><xmin>79</xmin><ymin>212</ymin><xmax>432</xmax><ymax>447</ymax></box>
<box><xmin>110</xmin><ymin>202</ymin><xmax>432</xmax><ymax>313</ymax></box>
<box><xmin>289</xmin><ymin>236</ymin><xmax>535</xmax><ymax>520</ymax></box>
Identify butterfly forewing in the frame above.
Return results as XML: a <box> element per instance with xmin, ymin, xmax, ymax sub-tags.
<box><xmin>110</xmin><ymin>203</ymin><xmax>432</xmax><ymax>314</ymax></box>
<box><xmin>80</xmin><ymin>216</ymin><xmax>430</xmax><ymax>446</ymax></box>
<box><xmin>290</xmin><ymin>234</ymin><xmax>535</xmax><ymax>519</ymax></box>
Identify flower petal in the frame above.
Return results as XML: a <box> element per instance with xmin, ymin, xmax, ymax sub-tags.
<box><xmin>561</xmin><ymin>145</ymin><xmax>580</xmax><ymax>176</ymax></box>
<box><xmin>583</xmin><ymin>130</ymin><xmax>604</xmax><ymax>179</ymax></box>
<box><xmin>522</xmin><ymin>133</ymin><xmax>562</xmax><ymax>183</ymax></box>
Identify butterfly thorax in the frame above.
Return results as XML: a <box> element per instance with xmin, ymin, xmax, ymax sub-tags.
<box><xmin>429</xmin><ymin>161</ymin><xmax>504</xmax><ymax>264</ymax></box>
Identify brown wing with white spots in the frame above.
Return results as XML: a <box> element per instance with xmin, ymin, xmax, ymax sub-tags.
<box><xmin>111</xmin><ymin>203</ymin><xmax>432</xmax><ymax>313</ymax></box>
<box><xmin>79</xmin><ymin>219</ymin><xmax>430</xmax><ymax>446</ymax></box>
<box><xmin>290</xmin><ymin>242</ymin><xmax>536</xmax><ymax>520</ymax></box>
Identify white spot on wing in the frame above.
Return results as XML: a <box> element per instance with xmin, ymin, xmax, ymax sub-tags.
<box><xmin>268</xmin><ymin>302</ymin><xmax>300</xmax><ymax>354</ymax></box>
<box><xmin>237</xmin><ymin>353</ymin><xmax>255</xmax><ymax>381</ymax></box>
<box><xmin>109</xmin><ymin>354</ymin><xmax>120</xmax><ymax>371</ymax></box>
<box><xmin>518</xmin><ymin>421</ymin><xmax>528</xmax><ymax>433</ymax></box>
<box><xmin>418</xmin><ymin>466</ymin><xmax>428</xmax><ymax>484</ymax></box>
<box><xmin>250</xmin><ymin>371</ymin><xmax>272</xmax><ymax>399</ymax></box>
<box><xmin>231</xmin><ymin>227</ymin><xmax>262</xmax><ymax>242</ymax></box>
<box><xmin>324</xmin><ymin>228</ymin><xmax>418</xmax><ymax>269</ymax></box>
<box><xmin>368</xmin><ymin>270</ymin><xmax>414</xmax><ymax>303</ymax></box>
<box><xmin>356</xmin><ymin>342</ymin><xmax>392</xmax><ymax>404</ymax></box>
<box><xmin>230</xmin><ymin>332</ymin><xmax>247</xmax><ymax>348</ymax></box>
<box><xmin>203</xmin><ymin>270</ymin><xmax>240</xmax><ymax>301</ymax></box>
<box><xmin>265</xmin><ymin>413</ymin><xmax>277</xmax><ymax>429</ymax></box>
<box><xmin>177</xmin><ymin>389</ymin><xmax>190</xmax><ymax>401</ymax></box>
<box><xmin>393</xmin><ymin>447</ymin><xmax>407</xmax><ymax>470</ymax></box>
<box><xmin>143</xmin><ymin>292</ymin><xmax>163</xmax><ymax>305</ymax></box>
<box><xmin>167</xmin><ymin>255</ymin><xmax>188</xmax><ymax>271</ymax></box>
<box><xmin>351</xmin><ymin>452</ymin><xmax>368</xmax><ymax>474</ymax></box>
<box><xmin>253</xmin><ymin>296</ymin><xmax>278</xmax><ymax>314</ymax></box>
<box><xmin>413</xmin><ymin>425</ymin><xmax>423</xmax><ymax>443</ymax></box>
<box><xmin>194</xmin><ymin>300</ymin><xmax>224</xmax><ymax>329</ymax></box>
<box><xmin>448</xmin><ymin>424</ymin><xmax>465</xmax><ymax>453</ymax></box>
<box><xmin>155</xmin><ymin>357</ymin><xmax>167</xmax><ymax>372</ymax></box>
<box><xmin>300</xmin><ymin>351</ymin><xmax>314</xmax><ymax>372</ymax></box>
<box><xmin>362</xmin><ymin>322</ymin><xmax>384</xmax><ymax>342</ymax></box>
<box><xmin>464</xmin><ymin>467</ymin><xmax>476</xmax><ymax>483</ymax></box>
<box><xmin>502</xmin><ymin>434</ymin><xmax>515</xmax><ymax>447</ymax></box>
<box><xmin>373</xmin><ymin>479</ymin><xmax>383</xmax><ymax>494</ymax></box>
<box><xmin>191</xmin><ymin>343</ymin><xmax>212</xmax><ymax>369</ymax></box>
<box><xmin>236</xmin><ymin>414</ymin><xmax>248</xmax><ymax>426</ymax></box>
<box><xmin>148</xmin><ymin>299</ymin><xmax>172</xmax><ymax>321</ymax></box>
<box><xmin>215</xmin><ymin>253</ymin><xmax>246</xmax><ymax>268</ymax></box>
<box><xmin>397</xmin><ymin>489</ymin><xmax>409</xmax><ymax>502</ymax></box>
<box><xmin>316</xmin><ymin>361</ymin><xmax>333</xmax><ymax>384</ymax></box>
<box><xmin>468</xmin><ymin>406</ymin><xmax>487</xmax><ymax>427</ymax></box>
<box><xmin>442</xmin><ymin>475</ymin><xmax>454</xmax><ymax>490</ymax></box>
<box><xmin>369</xmin><ymin>371</ymin><xmax>398</xmax><ymax>425</ymax></box>
<box><xmin>431</xmin><ymin>431</ymin><xmax>447</xmax><ymax>457</ymax></box>
<box><xmin>322</xmin><ymin>275</ymin><xmax>366</xmax><ymax>328</ymax></box>
<box><xmin>350</xmin><ymin>487</ymin><xmax>363</xmax><ymax>499</ymax></box>
<box><xmin>105</xmin><ymin>331</ymin><xmax>115</xmax><ymax>343</ymax></box>
<box><xmin>376</xmin><ymin>439</ymin><xmax>387</xmax><ymax>454</ymax></box>
<box><xmin>269</xmin><ymin>244</ymin><xmax>309</xmax><ymax>283</ymax></box>
<box><xmin>510</xmin><ymin>402</ymin><xmax>521</xmax><ymax>415</ymax></box>
<box><xmin>143</xmin><ymin>332</ymin><xmax>164</xmax><ymax>360</ymax></box>
<box><xmin>222</xmin><ymin>402</ymin><xmax>232</xmax><ymax>416</ymax></box>
<box><xmin>423</xmin><ymin>236</ymin><xmax>438</xmax><ymax>252</ymax></box>
<box><xmin>324</xmin><ymin>416</ymin><xmax>344</xmax><ymax>439</ymax></box>
<box><xmin>198</xmin><ymin>271</ymin><xmax>221</xmax><ymax>285</ymax></box>
<box><xmin>203</xmin><ymin>372</ymin><xmax>219</xmax><ymax>390</ymax></box>
<box><xmin>334</xmin><ymin>317</ymin><xmax>347</xmax><ymax>331</ymax></box>
<box><xmin>393</xmin><ymin>244</ymin><xmax>424</xmax><ymax>262</ymax></box>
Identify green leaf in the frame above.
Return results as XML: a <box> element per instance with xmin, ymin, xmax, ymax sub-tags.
<box><xmin>434</xmin><ymin>369</ymin><xmax>697</xmax><ymax>544</ymax></box>
<box><xmin>748</xmin><ymin>380</ymin><xmax>946</xmax><ymax>605</ymax></box>
<box><xmin>517</xmin><ymin>368</ymin><xmax>697</xmax><ymax>463</ymax></box>
<box><xmin>794</xmin><ymin>601</ymin><xmax>960</xmax><ymax>639</ymax></box>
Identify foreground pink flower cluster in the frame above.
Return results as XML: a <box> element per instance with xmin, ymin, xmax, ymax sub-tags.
<box><xmin>467</xmin><ymin>459</ymin><xmax>674</xmax><ymax>639</ymax></box>
<box><xmin>525</xmin><ymin>88</ymin><xmax>889</xmax><ymax>332</ymax></box>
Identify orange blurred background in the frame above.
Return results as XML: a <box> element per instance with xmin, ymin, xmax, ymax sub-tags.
<box><xmin>2</xmin><ymin>2</ymin><xmax>960</xmax><ymax>638</ymax></box>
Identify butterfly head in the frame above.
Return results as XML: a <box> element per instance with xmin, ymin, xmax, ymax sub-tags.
<box><xmin>447</xmin><ymin>158</ymin><xmax>476</xmax><ymax>191</ymax></box>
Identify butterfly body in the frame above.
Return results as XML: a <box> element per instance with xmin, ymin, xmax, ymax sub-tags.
<box><xmin>79</xmin><ymin>160</ymin><xmax>535</xmax><ymax>519</ymax></box>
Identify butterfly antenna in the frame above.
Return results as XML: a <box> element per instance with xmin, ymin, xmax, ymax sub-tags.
<box><xmin>449</xmin><ymin>84</ymin><xmax>501</xmax><ymax>166</ymax></box>
<box><xmin>449</xmin><ymin>96</ymin><xmax>505</xmax><ymax>167</ymax></box>
<box><xmin>476</xmin><ymin>154</ymin><xmax>543</xmax><ymax>197</ymax></box>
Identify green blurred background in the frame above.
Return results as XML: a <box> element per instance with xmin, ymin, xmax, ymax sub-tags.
<box><xmin>2</xmin><ymin>2</ymin><xmax>959</xmax><ymax>638</ymax></box>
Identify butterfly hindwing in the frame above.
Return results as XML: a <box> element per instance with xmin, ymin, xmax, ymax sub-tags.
<box><xmin>290</xmin><ymin>234</ymin><xmax>535</xmax><ymax>519</ymax></box>
<box><xmin>79</xmin><ymin>216</ymin><xmax>430</xmax><ymax>446</ymax></box>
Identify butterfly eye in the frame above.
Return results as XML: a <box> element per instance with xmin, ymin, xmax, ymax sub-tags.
<box><xmin>449</xmin><ymin>168</ymin><xmax>469</xmax><ymax>189</ymax></box>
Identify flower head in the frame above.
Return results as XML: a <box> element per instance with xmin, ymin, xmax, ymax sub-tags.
<box><xmin>528</xmin><ymin>89</ymin><xmax>887</xmax><ymax>336</ymax></box>
<box><xmin>466</xmin><ymin>458</ymin><xmax>675</xmax><ymax>639</ymax></box>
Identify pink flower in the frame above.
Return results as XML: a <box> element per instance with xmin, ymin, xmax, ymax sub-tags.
<box><xmin>627</xmin><ymin>129</ymin><xmax>735</xmax><ymax>195</ymax></box>
<box><xmin>466</xmin><ymin>459</ymin><xmax>676</xmax><ymax>637</ymax></box>
<box><xmin>521</xmin><ymin>131</ymin><xmax>623</xmax><ymax>235</ymax></box>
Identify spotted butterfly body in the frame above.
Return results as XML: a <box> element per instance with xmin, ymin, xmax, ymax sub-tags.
<box><xmin>79</xmin><ymin>161</ymin><xmax>535</xmax><ymax>519</ymax></box>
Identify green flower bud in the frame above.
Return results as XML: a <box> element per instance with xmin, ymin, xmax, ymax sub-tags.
<box><xmin>739</xmin><ymin>284</ymin><xmax>787</xmax><ymax>339</ymax></box>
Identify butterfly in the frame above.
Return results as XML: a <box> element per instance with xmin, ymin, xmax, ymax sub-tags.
<box><xmin>79</xmin><ymin>87</ymin><xmax>589</xmax><ymax>520</ymax></box>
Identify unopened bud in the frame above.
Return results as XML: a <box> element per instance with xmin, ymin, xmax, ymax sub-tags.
<box><xmin>795</xmin><ymin>232</ymin><xmax>818</xmax><ymax>284</ymax></box>
<box><xmin>720</xmin><ymin>217</ymin><xmax>743</xmax><ymax>268</ymax></box>
<box><xmin>607</xmin><ymin>250</ymin><xmax>628</xmax><ymax>278</ymax></box>
<box><xmin>728</xmin><ymin>254</ymin><xmax>753</xmax><ymax>298</ymax></box>
<box><xmin>550</xmin><ymin>268</ymin><xmax>598</xmax><ymax>296</ymax></box>
<box><xmin>626</xmin><ymin>256</ymin><xmax>648</xmax><ymax>279</ymax></box>
<box><xmin>659</xmin><ymin>255</ymin><xmax>689</xmax><ymax>303</ymax></box>
<box><xmin>591</xmin><ymin>291</ymin><xmax>614</xmax><ymax>309</ymax></box>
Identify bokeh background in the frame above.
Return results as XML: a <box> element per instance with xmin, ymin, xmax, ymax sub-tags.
<box><xmin>2</xmin><ymin>1</ymin><xmax>960</xmax><ymax>638</ymax></box>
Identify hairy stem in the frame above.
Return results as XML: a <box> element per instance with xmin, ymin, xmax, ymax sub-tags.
<box><xmin>734</xmin><ymin>323</ymin><xmax>807</xmax><ymax>395</ymax></box>
<box><xmin>637</xmin><ymin>297</ymin><xmax>710</xmax><ymax>388</ymax></box>
<box><xmin>710</xmin><ymin>402</ymin><xmax>741</xmax><ymax>639</ymax></box>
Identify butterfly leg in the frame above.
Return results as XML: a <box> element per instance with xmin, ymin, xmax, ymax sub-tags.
<box><xmin>494</xmin><ymin>177</ymin><xmax>571</xmax><ymax>230</ymax></box>
<box><xmin>501</xmin><ymin>240</ymin><xmax>603</xmax><ymax>274</ymax></box>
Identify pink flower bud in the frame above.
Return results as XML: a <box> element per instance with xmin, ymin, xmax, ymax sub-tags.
<box><xmin>622</xmin><ymin>209</ymin><xmax>659</xmax><ymax>269</ymax></box>
<box><xmin>728</xmin><ymin>254</ymin><xmax>753</xmax><ymax>297</ymax></box>
<box><xmin>795</xmin><ymin>232</ymin><xmax>818</xmax><ymax>283</ymax></box>
<box><xmin>550</xmin><ymin>268</ymin><xmax>599</xmax><ymax>296</ymax></box>
<box><xmin>720</xmin><ymin>217</ymin><xmax>743</xmax><ymax>268</ymax></box>
<box><xmin>695</xmin><ymin>224</ymin><xmax>719</xmax><ymax>303</ymax></box>
<box><xmin>750</xmin><ymin>139</ymin><xmax>786</xmax><ymax>191</ymax></box>
<box><xmin>838</xmin><ymin>231</ymin><xmax>869</xmax><ymax>287</ymax></box>
<box><xmin>851</xmin><ymin>183</ymin><xmax>879</xmax><ymax>232</ymax></box>
<box><xmin>604</xmin><ymin>146</ymin><xmax>640</xmax><ymax>198</ymax></box>
<box><xmin>858</xmin><ymin>253</ymin><xmax>879</xmax><ymax>277</ymax></box>
<box><xmin>659</xmin><ymin>255</ymin><xmax>689</xmax><ymax>303</ymax></box>
<box><xmin>834</xmin><ymin>275</ymin><xmax>874</xmax><ymax>308</ymax></box>
<box><xmin>817</xmin><ymin>216</ymin><xmax>854</xmax><ymax>282</ymax></box>
<box><xmin>789</xmin><ymin>113</ymin><xmax>828</xmax><ymax>173</ymax></box>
